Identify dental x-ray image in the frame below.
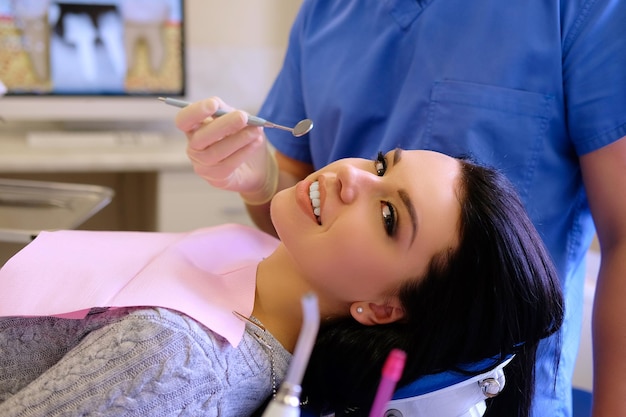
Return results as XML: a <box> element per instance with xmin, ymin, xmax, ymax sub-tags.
<box><xmin>0</xmin><ymin>0</ymin><xmax>184</xmax><ymax>96</ymax></box>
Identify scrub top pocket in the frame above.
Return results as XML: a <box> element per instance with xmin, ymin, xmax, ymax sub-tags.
<box><xmin>424</xmin><ymin>80</ymin><xmax>555</xmax><ymax>199</ymax></box>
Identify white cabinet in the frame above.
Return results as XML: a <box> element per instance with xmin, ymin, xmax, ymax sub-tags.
<box><xmin>157</xmin><ymin>169</ymin><xmax>255</xmax><ymax>232</ymax></box>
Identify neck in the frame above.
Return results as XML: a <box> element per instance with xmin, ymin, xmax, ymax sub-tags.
<box><xmin>253</xmin><ymin>243</ymin><xmax>354</xmax><ymax>352</ymax></box>
<box><xmin>252</xmin><ymin>244</ymin><xmax>311</xmax><ymax>352</ymax></box>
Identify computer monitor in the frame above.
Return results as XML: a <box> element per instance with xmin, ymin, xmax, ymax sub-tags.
<box><xmin>0</xmin><ymin>0</ymin><xmax>185</xmax><ymax>122</ymax></box>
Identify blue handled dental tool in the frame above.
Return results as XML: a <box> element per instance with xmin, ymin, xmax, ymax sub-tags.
<box><xmin>158</xmin><ymin>97</ymin><xmax>314</xmax><ymax>137</ymax></box>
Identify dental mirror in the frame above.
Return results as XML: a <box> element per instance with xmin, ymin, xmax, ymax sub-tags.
<box><xmin>266</xmin><ymin>118</ymin><xmax>314</xmax><ymax>137</ymax></box>
<box><xmin>159</xmin><ymin>97</ymin><xmax>314</xmax><ymax>137</ymax></box>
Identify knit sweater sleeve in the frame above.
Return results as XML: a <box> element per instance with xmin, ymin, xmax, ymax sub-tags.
<box><xmin>0</xmin><ymin>307</ymin><xmax>290</xmax><ymax>417</ymax></box>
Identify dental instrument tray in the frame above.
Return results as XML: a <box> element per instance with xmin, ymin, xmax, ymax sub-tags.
<box><xmin>0</xmin><ymin>178</ymin><xmax>113</xmax><ymax>244</ymax></box>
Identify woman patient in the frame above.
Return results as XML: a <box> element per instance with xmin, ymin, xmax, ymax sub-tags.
<box><xmin>0</xmin><ymin>148</ymin><xmax>563</xmax><ymax>417</ymax></box>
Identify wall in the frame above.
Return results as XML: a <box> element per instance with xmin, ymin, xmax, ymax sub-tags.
<box><xmin>183</xmin><ymin>0</ymin><xmax>302</xmax><ymax>112</ymax></box>
<box><xmin>573</xmin><ymin>249</ymin><xmax>599</xmax><ymax>392</ymax></box>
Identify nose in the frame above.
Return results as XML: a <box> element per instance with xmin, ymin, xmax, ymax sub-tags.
<box><xmin>336</xmin><ymin>164</ymin><xmax>380</xmax><ymax>204</ymax></box>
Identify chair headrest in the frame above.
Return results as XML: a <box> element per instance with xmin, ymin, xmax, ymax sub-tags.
<box><xmin>386</xmin><ymin>356</ymin><xmax>514</xmax><ymax>417</ymax></box>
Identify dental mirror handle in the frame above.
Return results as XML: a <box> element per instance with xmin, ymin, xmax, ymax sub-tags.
<box><xmin>159</xmin><ymin>97</ymin><xmax>273</xmax><ymax>128</ymax></box>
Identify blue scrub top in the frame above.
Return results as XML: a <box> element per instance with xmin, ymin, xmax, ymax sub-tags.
<box><xmin>259</xmin><ymin>0</ymin><xmax>626</xmax><ymax>416</ymax></box>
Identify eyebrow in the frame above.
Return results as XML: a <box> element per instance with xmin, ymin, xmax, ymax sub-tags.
<box><xmin>393</xmin><ymin>149</ymin><xmax>418</xmax><ymax>247</ymax></box>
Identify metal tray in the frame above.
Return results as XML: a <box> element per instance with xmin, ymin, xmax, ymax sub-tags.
<box><xmin>0</xmin><ymin>178</ymin><xmax>114</xmax><ymax>243</ymax></box>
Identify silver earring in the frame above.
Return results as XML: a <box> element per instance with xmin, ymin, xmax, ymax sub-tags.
<box><xmin>356</xmin><ymin>307</ymin><xmax>363</xmax><ymax>314</ymax></box>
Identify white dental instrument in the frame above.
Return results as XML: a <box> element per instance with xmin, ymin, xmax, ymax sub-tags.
<box><xmin>158</xmin><ymin>97</ymin><xmax>314</xmax><ymax>137</ymax></box>
<box><xmin>262</xmin><ymin>292</ymin><xmax>320</xmax><ymax>417</ymax></box>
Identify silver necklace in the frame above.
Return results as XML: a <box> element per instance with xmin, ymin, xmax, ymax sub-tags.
<box><xmin>233</xmin><ymin>311</ymin><xmax>278</xmax><ymax>396</ymax></box>
<box><xmin>233</xmin><ymin>311</ymin><xmax>308</xmax><ymax>406</ymax></box>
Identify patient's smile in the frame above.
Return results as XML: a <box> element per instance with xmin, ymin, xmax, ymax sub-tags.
<box><xmin>309</xmin><ymin>181</ymin><xmax>321</xmax><ymax>224</ymax></box>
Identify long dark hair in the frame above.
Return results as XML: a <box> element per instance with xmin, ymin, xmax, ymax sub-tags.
<box><xmin>299</xmin><ymin>158</ymin><xmax>564</xmax><ymax>417</ymax></box>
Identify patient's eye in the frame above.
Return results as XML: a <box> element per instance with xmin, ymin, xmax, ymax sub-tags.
<box><xmin>375</xmin><ymin>151</ymin><xmax>387</xmax><ymax>176</ymax></box>
<box><xmin>382</xmin><ymin>202</ymin><xmax>397</xmax><ymax>237</ymax></box>
<box><xmin>374</xmin><ymin>152</ymin><xmax>397</xmax><ymax>236</ymax></box>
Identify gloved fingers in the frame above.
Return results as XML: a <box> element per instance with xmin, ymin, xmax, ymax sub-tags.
<box><xmin>174</xmin><ymin>96</ymin><xmax>233</xmax><ymax>133</ymax></box>
<box><xmin>189</xmin><ymin>136</ymin><xmax>267</xmax><ymax>192</ymax></box>
<box><xmin>186</xmin><ymin>125</ymin><xmax>263</xmax><ymax>168</ymax></box>
<box><xmin>186</xmin><ymin>109</ymin><xmax>253</xmax><ymax>151</ymax></box>
<box><xmin>187</xmin><ymin>116</ymin><xmax>259</xmax><ymax>157</ymax></box>
<box><xmin>174</xmin><ymin>96</ymin><xmax>275</xmax><ymax>198</ymax></box>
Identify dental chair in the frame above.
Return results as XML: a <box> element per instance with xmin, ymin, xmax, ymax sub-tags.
<box><xmin>300</xmin><ymin>356</ymin><xmax>512</xmax><ymax>417</ymax></box>
<box><xmin>262</xmin><ymin>294</ymin><xmax>514</xmax><ymax>417</ymax></box>
<box><xmin>384</xmin><ymin>356</ymin><xmax>512</xmax><ymax>417</ymax></box>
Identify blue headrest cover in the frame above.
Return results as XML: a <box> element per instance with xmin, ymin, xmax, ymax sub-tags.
<box><xmin>392</xmin><ymin>354</ymin><xmax>513</xmax><ymax>400</ymax></box>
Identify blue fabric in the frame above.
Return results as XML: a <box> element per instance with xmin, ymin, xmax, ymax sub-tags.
<box><xmin>259</xmin><ymin>1</ymin><xmax>626</xmax><ymax>416</ymax></box>
<box><xmin>392</xmin><ymin>356</ymin><xmax>507</xmax><ymax>399</ymax></box>
<box><xmin>572</xmin><ymin>388</ymin><xmax>593</xmax><ymax>417</ymax></box>
<box><xmin>572</xmin><ymin>388</ymin><xmax>592</xmax><ymax>417</ymax></box>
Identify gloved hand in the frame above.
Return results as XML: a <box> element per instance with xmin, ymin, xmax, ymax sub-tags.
<box><xmin>175</xmin><ymin>97</ymin><xmax>279</xmax><ymax>205</ymax></box>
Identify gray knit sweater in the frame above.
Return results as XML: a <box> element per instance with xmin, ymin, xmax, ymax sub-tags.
<box><xmin>0</xmin><ymin>307</ymin><xmax>291</xmax><ymax>417</ymax></box>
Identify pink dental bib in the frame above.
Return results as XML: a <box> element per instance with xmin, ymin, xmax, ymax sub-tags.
<box><xmin>0</xmin><ymin>223</ymin><xmax>279</xmax><ymax>347</ymax></box>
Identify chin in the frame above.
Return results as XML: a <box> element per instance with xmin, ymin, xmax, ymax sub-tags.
<box><xmin>269</xmin><ymin>193</ymin><xmax>292</xmax><ymax>236</ymax></box>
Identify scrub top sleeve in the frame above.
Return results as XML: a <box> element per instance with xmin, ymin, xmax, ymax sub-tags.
<box><xmin>563</xmin><ymin>0</ymin><xmax>626</xmax><ymax>155</ymax></box>
<box><xmin>258</xmin><ymin>0</ymin><xmax>313</xmax><ymax>164</ymax></box>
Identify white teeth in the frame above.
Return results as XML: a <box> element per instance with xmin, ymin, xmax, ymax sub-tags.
<box><xmin>309</xmin><ymin>181</ymin><xmax>321</xmax><ymax>221</ymax></box>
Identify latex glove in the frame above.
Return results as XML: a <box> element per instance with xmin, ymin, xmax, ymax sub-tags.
<box><xmin>175</xmin><ymin>97</ymin><xmax>278</xmax><ymax>205</ymax></box>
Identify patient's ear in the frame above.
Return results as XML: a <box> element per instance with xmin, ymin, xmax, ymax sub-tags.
<box><xmin>350</xmin><ymin>298</ymin><xmax>405</xmax><ymax>326</ymax></box>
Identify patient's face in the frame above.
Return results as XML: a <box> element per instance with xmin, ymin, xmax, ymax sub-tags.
<box><xmin>271</xmin><ymin>149</ymin><xmax>461</xmax><ymax>306</ymax></box>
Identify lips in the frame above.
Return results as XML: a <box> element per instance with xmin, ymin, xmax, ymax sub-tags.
<box><xmin>296</xmin><ymin>179</ymin><xmax>322</xmax><ymax>224</ymax></box>
<box><xmin>296</xmin><ymin>180</ymin><xmax>320</xmax><ymax>224</ymax></box>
